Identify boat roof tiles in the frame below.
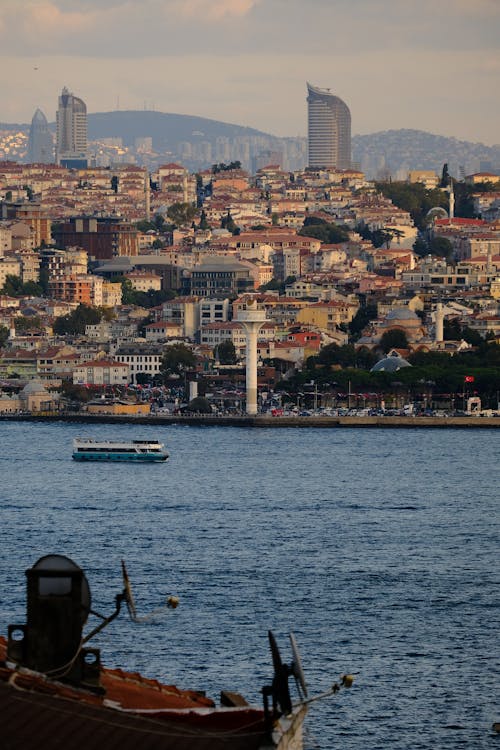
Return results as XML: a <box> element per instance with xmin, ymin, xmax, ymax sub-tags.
<box><xmin>0</xmin><ymin>636</ymin><xmax>267</xmax><ymax>750</ymax></box>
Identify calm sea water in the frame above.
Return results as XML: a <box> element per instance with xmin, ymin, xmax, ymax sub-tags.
<box><xmin>0</xmin><ymin>421</ymin><xmax>498</xmax><ymax>749</ymax></box>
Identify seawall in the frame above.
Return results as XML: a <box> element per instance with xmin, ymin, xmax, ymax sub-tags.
<box><xmin>1</xmin><ymin>413</ymin><xmax>499</xmax><ymax>428</ymax></box>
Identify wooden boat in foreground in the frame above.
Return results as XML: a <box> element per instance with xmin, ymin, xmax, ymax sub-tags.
<box><xmin>1</xmin><ymin>555</ymin><xmax>352</xmax><ymax>749</ymax></box>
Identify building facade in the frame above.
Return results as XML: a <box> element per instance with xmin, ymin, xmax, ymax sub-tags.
<box><xmin>56</xmin><ymin>87</ymin><xmax>88</xmax><ymax>168</ymax></box>
<box><xmin>307</xmin><ymin>82</ymin><xmax>351</xmax><ymax>170</ymax></box>
<box><xmin>27</xmin><ymin>109</ymin><xmax>54</xmax><ymax>164</ymax></box>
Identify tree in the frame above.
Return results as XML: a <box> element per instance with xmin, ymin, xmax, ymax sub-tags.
<box><xmin>212</xmin><ymin>161</ymin><xmax>241</xmax><ymax>174</ymax></box>
<box><xmin>167</xmin><ymin>202</ymin><xmax>197</xmax><ymax>227</ymax></box>
<box><xmin>17</xmin><ymin>315</ymin><xmax>43</xmax><ymax>331</ymax></box>
<box><xmin>199</xmin><ymin>209</ymin><xmax>209</xmax><ymax>230</ymax></box>
<box><xmin>160</xmin><ymin>343</ymin><xmax>196</xmax><ymax>381</ymax></box>
<box><xmin>111</xmin><ymin>175</ymin><xmax>119</xmax><ymax>194</ymax></box>
<box><xmin>349</xmin><ymin>303</ymin><xmax>378</xmax><ymax>340</ymax></box>
<box><xmin>53</xmin><ymin>304</ymin><xmax>102</xmax><ymax>335</ymax></box>
<box><xmin>0</xmin><ymin>324</ymin><xmax>9</xmax><ymax>347</ymax></box>
<box><xmin>429</xmin><ymin>236</ymin><xmax>454</xmax><ymax>261</ymax></box>
<box><xmin>221</xmin><ymin>211</ymin><xmax>237</xmax><ymax>234</ymax></box>
<box><xmin>379</xmin><ymin>329</ymin><xmax>409</xmax><ymax>352</ymax></box>
<box><xmin>215</xmin><ymin>339</ymin><xmax>237</xmax><ymax>364</ymax></box>
<box><xmin>298</xmin><ymin>221</ymin><xmax>349</xmax><ymax>244</ymax></box>
<box><xmin>440</xmin><ymin>163</ymin><xmax>450</xmax><ymax>188</ymax></box>
<box><xmin>1</xmin><ymin>274</ymin><xmax>43</xmax><ymax>297</ymax></box>
<box><xmin>375</xmin><ymin>181</ymin><xmax>449</xmax><ymax>229</ymax></box>
<box><xmin>183</xmin><ymin>396</ymin><xmax>212</xmax><ymax>413</ymax></box>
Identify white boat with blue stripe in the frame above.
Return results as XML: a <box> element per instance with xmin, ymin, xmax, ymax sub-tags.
<box><xmin>72</xmin><ymin>438</ymin><xmax>169</xmax><ymax>462</ymax></box>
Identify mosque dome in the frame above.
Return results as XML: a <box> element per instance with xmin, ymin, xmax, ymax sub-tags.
<box><xmin>371</xmin><ymin>353</ymin><xmax>412</xmax><ymax>373</ymax></box>
<box><xmin>426</xmin><ymin>206</ymin><xmax>448</xmax><ymax>222</ymax></box>
<box><xmin>21</xmin><ymin>379</ymin><xmax>49</xmax><ymax>395</ymax></box>
<box><xmin>385</xmin><ymin>307</ymin><xmax>419</xmax><ymax>322</ymax></box>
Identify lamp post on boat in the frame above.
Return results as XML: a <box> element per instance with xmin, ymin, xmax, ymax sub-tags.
<box><xmin>236</xmin><ymin>298</ymin><xmax>267</xmax><ymax>416</ymax></box>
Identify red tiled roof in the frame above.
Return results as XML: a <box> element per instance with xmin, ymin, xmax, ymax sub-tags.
<box><xmin>0</xmin><ymin>637</ymin><xmax>267</xmax><ymax>750</ymax></box>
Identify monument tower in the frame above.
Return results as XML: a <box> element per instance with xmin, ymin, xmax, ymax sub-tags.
<box><xmin>236</xmin><ymin>299</ymin><xmax>267</xmax><ymax>416</ymax></box>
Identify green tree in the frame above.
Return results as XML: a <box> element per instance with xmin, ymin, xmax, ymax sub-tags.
<box><xmin>184</xmin><ymin>396</ymin><xmax>212</xmax><ymax>413</ymax></box>
<box><xmin>349</xmin><ymin>303</ymin><xmax>378</xmax><ymax>340</ymax></box>
<box><xmin>53</xmin><ymin>304</ymin><xmax>102</xmax><ymax>335</ymax></box>
<box><xmin>440</xmin><ymin>163</ymin><xmax>450</xmax><ymax>188</ymax></box>
<box><xmin>1</xmin><ymin>275</ymin><xmax>43</xmax><ymax>297</ymax></box>
<box><xmin>429</xmin><ymin>236</ymin><xmax>454</xmax><ymax>260</ymax></box>
<box><xmin>221</xmin><ymin>210</ymin><xmax>238</xmax><ymax>234</ymax></box>
<box><xmin>0</xmin><ymin>324</ymin><xmax>9</xmax><ymax>347</ymax></box>
<box><xmin>215</xmin><ymin>339</ymin><xmax>237</xmax><ymax>364</ymax></box>
<box><xmin>212</xmin><ymin>161</ymin><xmax>241</xmax><ymax>174</ymax></box>
<box><xmin>375</xmin><ymin>181</ymin><xmax>449</xmax><ymax>229</ymax></box>
<box><xmin>167</xmin><ymin>202</ymin><xmax>197</xmax><ymax>227</ymax></box>
<box><xmin>413</xmin><ymin>236</ymin><xmax>429</xmax><ymax>257</ymax></box>
<box><xmin>136</xmin><ymin>219</ymin><xmax>156</xmax><ymax>232</ymax></box>
<box><xmin>111</xmin><ymin>175</ymin><xmax>119</xmax><ymax>194</ymax></box>
<box><xmin>199</xmin><ymin>209</ymin><xmax>209</xmax><ymax>230</ymax></box>
<box><xmin>298</xmin><ymin>221</ymin><xmax>349</xmax><ymax>244</ymax></box>
<box><xmin>379</xmin><ymin>329</ymin><xmax>409</xmax><ymax>352</ymax></box>
<box><xmin>15</xmin><ymin>315</ymin><xmax>42</xmax><ymax>332</ymax></box>
<box><xmin>160</xmin><ymin>343</ymin><xmax>196</xmax><ymax>381</ymax></box>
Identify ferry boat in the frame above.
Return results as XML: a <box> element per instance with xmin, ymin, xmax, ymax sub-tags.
<box><xmin>72</xmin><ymin>438</ymin><xmax>169</xmax><ymax>462</ymax></box>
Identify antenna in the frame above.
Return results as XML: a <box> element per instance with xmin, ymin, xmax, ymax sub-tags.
<box><xmin>121</xmin><ymin>559</ymin><xmax>137</xmax><ymax>620</ymax></box>
<box><xmin>120</xmin><ymin>559</ymin><xmax>179</xmax><ymax>623</ymax></box>
<box><xmin>262</xmin><ymin>630</ymin><xmax>354</xmax><ymax>725</ymax></box>
<box><xmin>289</xmin><ymin>632</ymin><xmax>308</xmax><ymax>699</ymax></box>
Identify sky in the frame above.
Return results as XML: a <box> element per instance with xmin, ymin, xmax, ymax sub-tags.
<box><xmin>1</xmin><ymin>0</ymin><xmax>499</xmax><ymax>145</ymax></box>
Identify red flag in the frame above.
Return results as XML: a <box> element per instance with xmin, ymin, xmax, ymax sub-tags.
<box><xmin>464</xmin><ymin>375</ymin><xmax>474</xmax><ymax>383</ymax></box>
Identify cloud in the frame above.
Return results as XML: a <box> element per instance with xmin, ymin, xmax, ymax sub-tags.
<box><xmin>28</xmin><ymin>2</ymin><xmax>95</xmax><ymax>33</ymax></box>
<box><xmin>168</xmin><ymin>0</ymin><xmax>261</xmax><ymax>20</ymax></box>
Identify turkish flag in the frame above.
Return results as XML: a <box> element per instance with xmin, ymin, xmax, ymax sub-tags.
<box><xmin>464</xmin><ymin>375</ymin><xmax>475</xmax><ymax>383</ymax></box>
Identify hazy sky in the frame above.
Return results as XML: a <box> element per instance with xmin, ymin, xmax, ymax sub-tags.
<box><xmin>1</xmin><ymin>0</ymin><xmax>499</xmax><ymax>144</ymax></box>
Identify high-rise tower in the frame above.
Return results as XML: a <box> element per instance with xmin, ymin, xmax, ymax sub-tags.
<box><xmin>307</xmin><ymin>82</ymin><xmax>351</xmax><ymax>170</ymax></box>
<box><xmin>56</xmin><ymin>87</ymin><xmax>88</xmax><ymax>168</ymax></box>
<box><xmin>27</xmin><ymin>108</ymin><xmax>53</xmax><ymax>164</ymax></box>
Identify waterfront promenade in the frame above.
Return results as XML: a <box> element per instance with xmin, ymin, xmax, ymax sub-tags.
<box><xmin>1</xmin><ymin>412</ymin><xmax>499</xmax><ymax>428</ymax></box>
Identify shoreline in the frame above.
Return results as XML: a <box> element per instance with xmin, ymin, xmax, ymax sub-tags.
<box><xmin>1</xmin><ymin>413</ymin><xmax>499</xmax><ymax>428</ymax></box>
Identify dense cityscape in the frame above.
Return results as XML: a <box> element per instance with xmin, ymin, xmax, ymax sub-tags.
<box><xmin>0</xmin><ymin>84</ymin><xmax>499</xmax><ymax>420</ymax></box>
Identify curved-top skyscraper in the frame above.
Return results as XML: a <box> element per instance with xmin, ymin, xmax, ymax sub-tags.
<box><xmin>27</xmin><ymin>108</ymin><xmax>54</xmax><ymax>164</ymax></box>
<box><xmin>56</xmin><ymin>87</ymin><xmax>88</xmax><ymax>168</ymax></box>
<box><xmin>307</xmin><ymin>82</ymin><xmax>351</xmax><ymax>170</ymax></box>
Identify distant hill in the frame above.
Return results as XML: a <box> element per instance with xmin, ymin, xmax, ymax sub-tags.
<box><xmin>1</xmin><ymin>111</ymin><xmax>499</xmax><ymax>177</ymax></box>
<box><xmin>87</xmin><ymin>110</ymin><xmax>272</xmax><ymax>149</ymax></box>
<box><xmin>352</xmin><ymin>128</ymin><xmax>500</xmax><ymax>179</ymax></box>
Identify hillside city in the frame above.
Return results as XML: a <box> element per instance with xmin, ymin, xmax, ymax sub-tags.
<box><xmin>0</xmin><ymin>87</ymin><xmax>499</xmax><ymax>419</ymax></box>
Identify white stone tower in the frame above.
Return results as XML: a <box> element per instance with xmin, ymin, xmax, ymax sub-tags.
<box><xmin>435</xmin><ymin>302</ymin><xmax>444</xmax><ymax>343</ymax></box>
<box><xmin>236</xmin><ymin>299</ymin><xmax>267</xmax><ymax>415</ymax></box>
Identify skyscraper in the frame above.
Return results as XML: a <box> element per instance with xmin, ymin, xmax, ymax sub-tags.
<box><xmin>307</xmin><ymin>82</ymin><xmax>351</xmax><ymax>170</ymax></box>
<box><xmin>27</xmin><ymin>108</ymin><xmax>53</xmax><ymax>164</ymax></box>
<box><xmin>56</xmin><ymin>87</ymin><xmax>88</xmax><ymax>168</ymax></box>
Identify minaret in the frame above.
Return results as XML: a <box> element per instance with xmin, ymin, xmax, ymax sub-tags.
<box><xmin>435</xmin><ymin>302</ymin><xmax>444</xmax><ymax>344</ymax></box>
<box><xmin>448</xmin><ymin>180</ymin><xmax>455</xmax><ymax>220</ymax></box>
<box><xmin>144</xmin><ymin>171</ymin><xmax>151</xmax><ymax>222</ymax></box>
<box><xmin>236</xmin><ymin>299</ymin><xmax>267</xmax><ymax>415</ymax></box>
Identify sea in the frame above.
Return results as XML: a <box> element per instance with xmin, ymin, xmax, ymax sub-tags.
<box><xmin>0</xmin><ymin>420</ymin><xmax>498</xmax><ymax>750</ymax></box>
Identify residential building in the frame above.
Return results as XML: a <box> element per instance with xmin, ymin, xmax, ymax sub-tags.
<box><xmin>113</xmin><ymin>344</ymin><xmax>164</xmax><ymax>384</ymax></box>
<box><xmin>184</xmin><ymin>257</ymin><xmax>254</xmax><ymax>298</ymax></box>
<box><xmin>52</xmin><ymin>217</ymin><xmax>139</xmax><ymax>260</ymax></box>
<box><xmin>296</xmin><ymin>299</ymin><xmax>358</xmax><ymax>332</ymax></box>
<box><xmin>72</xmin><ymin>357</ymin><xmax>129</xmax><ymax>386</ymax></box>
<box><xmin>161</xmin><ymin>297</ymin><xmax>200</xmax><ymax>338</ymax></box>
